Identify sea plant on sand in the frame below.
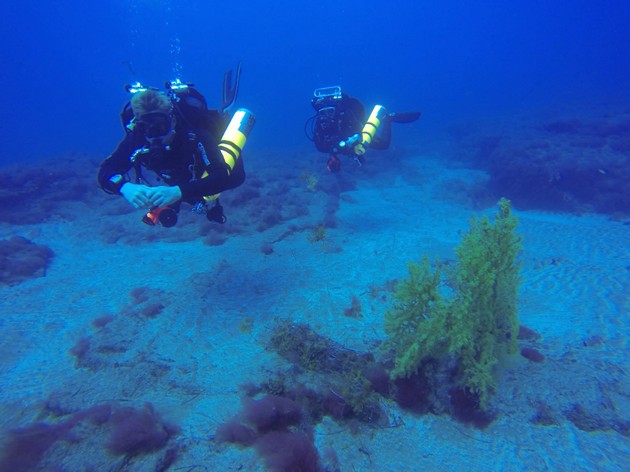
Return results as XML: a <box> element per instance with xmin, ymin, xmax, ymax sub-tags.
<box><xmin>385</xmin><ymin>198</ymin><xmax>522</xmax><ymax>409</ymax></box>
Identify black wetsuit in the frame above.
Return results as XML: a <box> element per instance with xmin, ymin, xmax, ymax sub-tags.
<box><xmin>98</xmin><ymin>125</ymin><xmax>245</xmax><ymax>204</ymax></box>
<box><xmin>313</xmin><ymin>93</ymin><xmax>393</xmax><ymax>156</ymax></box>
<box><xmin>313</xmin><ymin>94</ymin><xmax>366</xmax><ymax>155</ymax></box>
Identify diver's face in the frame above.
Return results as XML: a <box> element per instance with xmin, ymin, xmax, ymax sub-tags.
<box><xmin>137</xmin><ymin>112</ymin><xmax>175</xmax><ymax>148</ymax></box>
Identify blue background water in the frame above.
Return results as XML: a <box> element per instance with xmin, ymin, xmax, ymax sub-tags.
<box><xmin>1</xmin><ymin>0</ymin><xmax>629</xmax><ymax>163</ymax></box>
<box><xmin>1</xmin><ymin>3</ymin><xmax>629</xmax><ymax>469</ymax></box>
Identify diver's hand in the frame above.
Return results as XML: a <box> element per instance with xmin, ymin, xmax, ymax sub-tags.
<box><xmin>147</xmin><ymin>186</ymin><xmax>182</xmax><ymax>208</ymax></box>
<box><xmin>120</xmin><ymin>183</ymin><xmax>152</xmax><ymax>208</ymax></box>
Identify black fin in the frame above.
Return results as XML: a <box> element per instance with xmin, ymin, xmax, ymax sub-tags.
<box><xmin>221</xmin><ymin>62</ymin><xmax>242</xmax><ymax>113</ymax></box>
<box><xmin>389</xmin><ymin>111</ymin><xmax>421</xmax><ymax>123</ymax></box>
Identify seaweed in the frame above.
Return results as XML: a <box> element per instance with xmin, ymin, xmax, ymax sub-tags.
<box><xmin>384</xmin><ymin>199</ymin><xmax>522</xmax><ymax>409</ymax></box>
<box><xmin>267</xmin><ymin>320</ymin><xmax>383</xmax><ymax>423</ymax></box>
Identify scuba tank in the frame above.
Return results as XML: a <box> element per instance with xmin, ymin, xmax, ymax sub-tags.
<box><xmin>195</xmin><ymin>108</ymin><xmax>255</xmax><ymax>224</ymax></box>
<box><xmin>354</xmin><ymin>105</ymin><xmax>387</xmax><ymax>156</ymax></box>
<box><xmin>203</xmin><ymin>108</ymin><xmax>256</xmax><ymax>202</ymax></box>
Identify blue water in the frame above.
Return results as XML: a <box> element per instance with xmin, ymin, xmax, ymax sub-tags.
<box><xmin>1</xmin><ymin>0</ymin><xmax>629</xmax><ymax>162</ymax></box>
<box><xmin>1</xmin><ymin>2</ymin><xmax>629</xmax><ymax>471</ymax></box>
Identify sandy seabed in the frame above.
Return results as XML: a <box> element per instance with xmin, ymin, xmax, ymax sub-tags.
<box><xmin>0</xmin><ymin>149</ymin><xmax>628</xmax><ymax>472</ymax></box>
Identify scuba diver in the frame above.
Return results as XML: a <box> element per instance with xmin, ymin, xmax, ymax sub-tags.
<box><xmin>98</xmin><ymin>63</ymin><xmax>255</xmax><ymax>227</ymax></box>
<box><xmin>305</xmin><ymin>86</ymin><xmax>421</xmax><ymax>172</ymax></box>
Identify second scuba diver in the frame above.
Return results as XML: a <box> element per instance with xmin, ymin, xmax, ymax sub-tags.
<box><xmin>306</xmin><ymin>86</ymin><xmax>420</xmax><ymax>172</ymax></box>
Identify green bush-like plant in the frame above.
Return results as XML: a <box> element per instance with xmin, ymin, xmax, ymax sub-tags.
<box><xmin>384</xmin><ymin>198</ymin><xmax>522</xmax><ymax>408</ymax></box>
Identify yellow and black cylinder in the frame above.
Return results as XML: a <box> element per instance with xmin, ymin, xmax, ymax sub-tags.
<box><xmin>355</xmin><ymin>105</ymin><xmax>387</xmax><ymax>156</ymax></box>
<box><xmin>219</xmin><ymin>108</ymin><xmax>256</xmax><ymax>173</ymax></box>
<box><xmin>204</xmin><ymin>108</ymin><xmax>255</xmax><ymax>201</ymax></box>
<box><xmin>361</xmin><ymin>104</ymin><xmax>387</xmax><ymax>145</ymax></box>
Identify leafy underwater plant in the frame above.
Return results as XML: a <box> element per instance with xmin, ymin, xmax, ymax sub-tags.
<box><xmin>308</xmin><ymin>225</ymin><xmax>327</xmax><ymax>243</ymax></box>
<box><xmin>384</xmin><ymin>198</ymin><xmax>522</xmax><ymax>408</ymax></box>
<box><xmin>300</xmin><ymin>171</ymin><xmax>319</xmax><ymax>192</ymax></box>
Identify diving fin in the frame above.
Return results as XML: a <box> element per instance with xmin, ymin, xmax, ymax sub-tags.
<box><xmin>389</xmin><ymin>111</ymin><xmax>421</xmax><ymax>123</ymax></box>
<box><xmin>221</xmin><ymin>61</ymin><xmax>242</xmax><ymax>113</ymax></box>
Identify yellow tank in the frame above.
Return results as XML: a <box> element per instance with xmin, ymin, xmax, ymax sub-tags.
<box><xmin>355</xmin><ymin>105</ymin><xmax>387</xmax><ymax>156</ymax></box>
<box><xmin>204</xmin><ymin>108</ymin><xmax>255</xmax><ymax>201</ymax></box>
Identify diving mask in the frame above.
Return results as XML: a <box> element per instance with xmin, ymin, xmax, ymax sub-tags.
<box><xmin>136</xmin><ymin>112</ymin><xmax>175</xmax><ymax>147</ymax></box>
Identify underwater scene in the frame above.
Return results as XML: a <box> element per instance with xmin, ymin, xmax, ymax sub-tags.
<box><xmin>0</xmin><ymin>1</ymin><xmax>629</xmax><ymax>471</ymax></box>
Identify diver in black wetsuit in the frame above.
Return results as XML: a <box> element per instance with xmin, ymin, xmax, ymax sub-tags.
<box><xmin>98</xmin><ymin>66</ymin><xmax>255</xmax><ymax>227</ymax></box>
<box><xmin>305</xmin><ymin>86</ymin><xmax>421</xmax><ymax>172</ymax></box>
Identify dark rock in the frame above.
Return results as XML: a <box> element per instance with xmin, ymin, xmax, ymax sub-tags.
<box><xmin>0</xmin><ymin>236</ymin><xmax>54</xmax><ymax>285</ymax></box>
